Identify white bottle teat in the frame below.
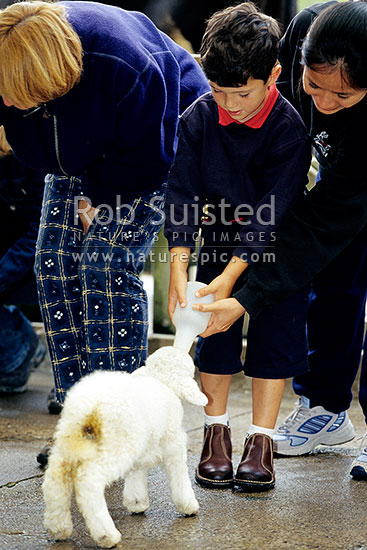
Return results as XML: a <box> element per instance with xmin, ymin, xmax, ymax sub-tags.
<box><xmin>172</xmin><ymin>281</ymin><xmax>214</xmax><ymax>353</ymax></box>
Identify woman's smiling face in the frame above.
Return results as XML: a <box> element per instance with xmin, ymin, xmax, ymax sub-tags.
<box><xmin>302</xmin><ymin>65</ymin><xmax>367</xmax><ymax>115</ymax></box>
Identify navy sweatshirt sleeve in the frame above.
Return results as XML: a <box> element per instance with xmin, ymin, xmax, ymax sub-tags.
<box><xmin>234</xmin><ymin>170</ymin><xmax>367</xmax><ymax>316</ymax></box>
<box><xmin>232</xmin><ymin>129</ymin><xmax>311</xmax><ymax>260</ymax></box>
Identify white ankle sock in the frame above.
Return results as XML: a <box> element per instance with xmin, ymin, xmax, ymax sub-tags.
<box><xmin>247</xmin><ymin>424</ymin><xmax>274</xmax><ymax>438</ymax></box>
<box><xmin>204</xmin><ymin>411</ymin><xmax>229</xmax><ymax>427</ymax></box>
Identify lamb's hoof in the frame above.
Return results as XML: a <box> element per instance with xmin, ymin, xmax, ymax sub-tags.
<box><xmin>44</xmin><ymin>513</ymin><xmax>73</xmax><ymax>540</ymax></box>
<box><xmin>95</xmin><ymin>529</ymin><xmax>122</xmax><ymax>548</ymax></box>
<box><xmin>177</xmin><ymin>498</ymin><xmax>199</xmax><ymax>516</ymax></box>
<box><xmin>47</xmin><ymin>524</ymin><xmax>73</xmax><ymax>541</ymax></box>
<box><xmin>123</xmin><ymin>498</ymin><xmax>149</xmax><ymax>514</ymax></box>
<box><xmin>125</xmin><ymin>502</ymin><xmax>149</xmax><ymax>514</ymax></box>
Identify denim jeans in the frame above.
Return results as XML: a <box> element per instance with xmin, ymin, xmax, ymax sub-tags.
<box><xmin>35</xmin><ymin>175</ymin><xmax>166</xmax><ymax>403</ymax></box>
<box><xmin>0</xmin><ymin>305</ymin><xmax>40</xmax><ymax>391</ymax></box>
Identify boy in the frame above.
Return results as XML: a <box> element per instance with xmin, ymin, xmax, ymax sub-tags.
<box><xmin>164</xmin><ymin>2</ymin><xmax>311</xmax><ymax>491</ymax></box>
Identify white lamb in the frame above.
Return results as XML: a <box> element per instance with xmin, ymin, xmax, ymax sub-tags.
<box><xmin>42</xmin><ymin>346</ymin><xmax>207</xmax><ymax>548</ymax></box>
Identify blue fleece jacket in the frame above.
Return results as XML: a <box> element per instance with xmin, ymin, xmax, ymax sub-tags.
<box><xmin>0</xmin><ymin>1</ymin><xmax>209</xmax><ymax>207</ymax></box>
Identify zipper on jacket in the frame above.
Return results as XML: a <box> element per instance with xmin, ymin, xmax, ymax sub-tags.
<box><xmin>23</xmin><ymin>103</ymin><xmax>70</xmax><ymax>176</ymax></box>
<box><xmin>52</xmin><ymin>113</ymin><xmax>69</xmax><ymax>176</ymax></box>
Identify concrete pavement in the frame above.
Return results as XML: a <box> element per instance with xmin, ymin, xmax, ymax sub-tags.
<box><xmin>1</xmin><ymin>334</ymin><xmax>366</xmax><ymax>550</ymax></box>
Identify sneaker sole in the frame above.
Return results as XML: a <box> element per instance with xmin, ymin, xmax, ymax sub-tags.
<box><xmin>274</xmin><ymin>426</ymin><xmax>355</xmax><ymax>456</ymax></box>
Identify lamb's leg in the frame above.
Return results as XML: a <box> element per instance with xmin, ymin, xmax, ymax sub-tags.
<box><xmin>123</xmin><ymin>469</ymin><xmax>149</xmax><ymax>513</ymax></box>
<box><xmin>74</xmin><ymin>464</ymin><xmax>121</xmax><ymax>548</ymax></box>
<box><xmin>42</xmin><ymin>454</ymin><xmax>74</xmax><ymax>540</ymax></box>
<box><xmin>162</xmin><ymin>430</ymin><xmax>199</xmax><ymax>516</ymax></box>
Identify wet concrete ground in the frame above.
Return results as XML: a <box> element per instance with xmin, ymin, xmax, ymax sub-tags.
<box><xmin>1</xmin><ymin>333</ymin><xmax>366</xmax><ymax>550</ymax></box>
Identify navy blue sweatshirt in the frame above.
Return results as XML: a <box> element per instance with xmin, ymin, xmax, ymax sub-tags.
<box><xmin>234</xmin><ymin>2</ymin><xmax>367</xmax><ymax>317</ymax></box>
<box><xmin>0</xmin><ymin>2</ymin><xmax>209</xmax><ymax>207</ymax></box>
<box><xmin>164</xmin><ymin>92</ymin><xmax>311</xmax><ymax>262</ymax></box>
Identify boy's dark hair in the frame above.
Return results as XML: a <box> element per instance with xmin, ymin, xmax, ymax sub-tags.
<box><xmin>302</xmin><ymin>1</ymin><xmax>367</xmax><ymax>89</ymax></box>
<box><xmin>200</xmin><ymin>2</ymin><xmax>281</xmax><ymax>87</ymax></box>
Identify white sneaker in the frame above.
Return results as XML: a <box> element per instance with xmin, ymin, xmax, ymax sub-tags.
<box><xmin>350</xmin><ymin>434</ymin><xmax>367</xmax><ymax>480</ymax></box>
<box><xmin>274</xmin><ymin>396</ymin><xmax>355</xmax><ymax>456</ymax></box>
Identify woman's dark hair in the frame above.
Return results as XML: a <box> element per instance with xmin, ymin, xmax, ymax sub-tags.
<box><xmin>200</xmin><ymin>2</ymin><xmax>281</xmax><ymax>87</ymax></box>
<box><xmin>301</xmin><ymin>1</ymin><xmax>367</xmax><ymax>89</ymax></box>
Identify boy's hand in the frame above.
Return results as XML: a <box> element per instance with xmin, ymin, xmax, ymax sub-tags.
<box><xmin>193</xmin><ymin>297</ymin><xmax>246</xmax><ymax>337</ymax></box>
<box><xmin>168</xmin><ymin>270</ymin><xmax>188</xmax><ymax>322</ymax></box>
<box><xmin>78</xmin><ymin>199</ymin><xmax>98</xmax><ymax>234</ymax></box>
<box><xmin>168</xmin><ymin>247</ymin><xmax>191</xmax><ymax>322</ymax></box>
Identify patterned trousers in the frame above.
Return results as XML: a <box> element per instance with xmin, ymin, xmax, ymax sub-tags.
<box><xmin>35</xmin><ymin>175</ymin><xmax>165</xmax><ymax>403</ymax></box>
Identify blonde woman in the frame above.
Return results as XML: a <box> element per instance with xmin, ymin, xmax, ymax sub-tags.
<box><xmin>0</xmin><ymin>1</ymin><xmax>209</xmax><ymax>465</ymax></box>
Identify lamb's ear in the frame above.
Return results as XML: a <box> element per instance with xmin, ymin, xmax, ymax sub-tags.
<box><xmin>179</xmin><ymin>378</ymin><xmax>208</xmax><ymax>406</ymax></box>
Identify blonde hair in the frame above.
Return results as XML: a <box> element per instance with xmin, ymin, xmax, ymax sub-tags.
<box><xmin>0</xmin><ymin>1</ymin><xmax>83</xmax><ymax>109</ymax></box>
<box><xmin>0</xmin><ymin>125</ymin><xmax>12</xmax><ymax>157</ymax></box>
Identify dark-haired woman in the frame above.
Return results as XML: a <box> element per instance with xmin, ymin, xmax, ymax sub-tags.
<box><xmin>194</xmin><ymin>1</ymin><xmax>367</xmax><ymax>479</ymax></box>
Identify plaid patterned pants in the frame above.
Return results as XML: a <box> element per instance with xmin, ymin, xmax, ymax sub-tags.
<box><xmin>35</xmin><ymin>175</ymin><xmax>165</xmax><ymax>403</ymax></box>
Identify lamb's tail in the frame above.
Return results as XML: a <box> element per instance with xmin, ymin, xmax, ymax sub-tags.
<box><xmin>54</xmin><ymin>408</ymin><xmax>103</xmax><ymax>463</ymax></box>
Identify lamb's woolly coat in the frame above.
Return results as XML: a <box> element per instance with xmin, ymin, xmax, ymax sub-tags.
<box><xmin>42</xmin><ymin>346</ymin><xmax>207</xmax><ymax>548</ymax></box>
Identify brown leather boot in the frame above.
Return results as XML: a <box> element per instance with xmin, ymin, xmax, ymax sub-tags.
<box><xmin>234</xmin><ymin>433</ymin><xmax>275</xmax><ymax>492</ymax></box>
<box><xmin>195</xmin><ymin>424</ymin><xmax>233</xmax><ymax>489</ymax></box>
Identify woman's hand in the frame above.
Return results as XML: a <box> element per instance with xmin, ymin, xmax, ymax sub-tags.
<box><xmin>193</xmin><ymin>297</ymin><xmax>246</xmax><ymax>337</ymax></box>
<box><xmin>78</xmin><ymin>199</ymin><xmax>98</xmax><ymax>234</ymax></box>
<box><xmin>195</xmin><ymin>255</ymin><xmax>248</xmax><ymax>302</ymax></box>
<box><xmin>194</xmin><ymin>273</ymin><xmax>235</xmax><ymax>302</ymax></box>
